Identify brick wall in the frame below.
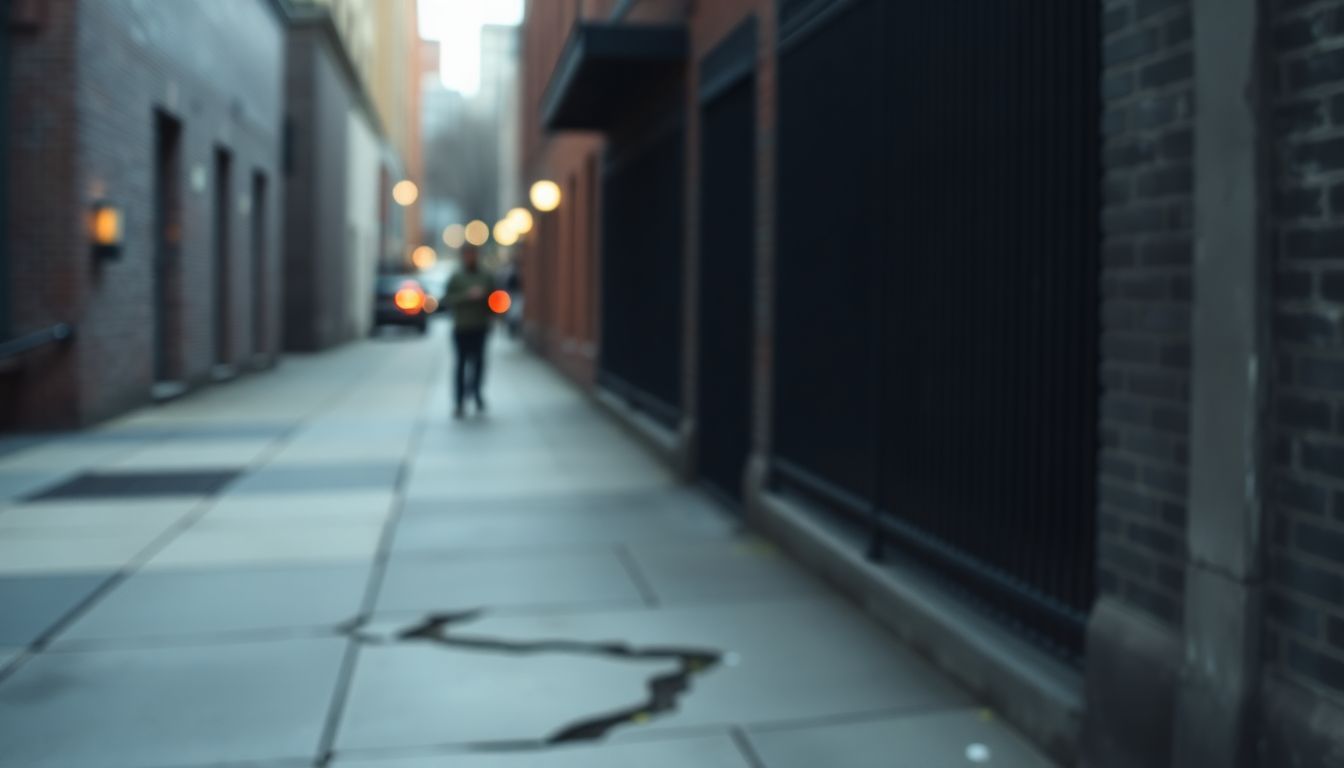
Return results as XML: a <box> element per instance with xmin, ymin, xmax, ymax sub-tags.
<box><xmin>1096</xmin><ymin>0</ymin><xmax>1195</xmax><ymax>627</ymax></box>
<box><xmin>3</xmin><ymin>0</ymin><xmax>80</xmax><ymax>427</ymax></box>
<box><xmin>6</xmin><ymin>0</ymin><xmax>285</xmax><ymax>427</ymax></box>
<box><xmin>1267</xmin><ymin>0</ymin><xmax>1344</xmax><ymax>701</ymax></box>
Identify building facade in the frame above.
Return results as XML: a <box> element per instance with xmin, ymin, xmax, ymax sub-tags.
<box><xmin>2</xmin><ymin>0</ymin><xmax>286</xmax><ymax>427</ymax></box>
<box><xmin>520</xmin><ymin>0</ymin><xmax>1344</xmax><ymax>765</ymax></box>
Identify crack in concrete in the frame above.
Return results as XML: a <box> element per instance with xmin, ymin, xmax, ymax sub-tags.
<box><xmin>349</xmin><ymin>610</ymin><xmax>722</xmax><ymax>747</ymax></box>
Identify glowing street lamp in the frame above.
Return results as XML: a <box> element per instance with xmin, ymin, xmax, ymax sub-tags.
<box><xmin>506</xmin><ymin>207</ymin><xmax>534</xmax><ymax>235</ymax></box>
<box><xmin>529</xmin><ymin>179</ymin><xmax>561</xmax><ymax>212</ymax></box>
<box><xmin>411</xmin><ymin>245</ymin><xmax>437</xmax><ymax>270</ymax></box>
<box><xmin>493</xmin><ymin>220</ymin><xmax>519</xmax><ymax>247</ymax></box>
<box><xmin>464</xmin><ymin>219</ymin><xmax>490</xmax><ymax>247</ymax></box>
<box><xmin>392</xmin><ymin>180</ymin><xmax>419</xmax><ymax>207</ymax></box>
<box><xmin>442</xmin><ymin>224</ymin><xmax>466</xmax><ymax>249</ymax></box>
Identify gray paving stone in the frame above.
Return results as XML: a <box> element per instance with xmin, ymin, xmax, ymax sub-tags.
<box><xmin>0</xmin><ymin>573</ymin><xmax>110</xmax><ymax>645</ymax></box>
<box><xmin>57</xmin><ymin>564</ymin><xmax>371</xmax><ymax>643</ymax></box>
<box><xmin>377</xmin><ymin>550</ymin><xmax>644</xmax><ymax>615</ymax></box>
<box><xmin>453</xmin><ymin>600</ymin><xmax>971</xmax><ymax>733</ymax></box>
<box><xmin>336</xmin><ymin>733</ymin><xmax>753</xmax><ymax>766</ymax></box>
<box><xmin>623</xmin><ymin>537</ymin><xmax>829</xmax><ymax>605</ymax></box>
<box><xmin>745</xmin><ymin>708</ymin><xmax>1056</xmax><ymax>768</ymax></box>
<box><xmin>0</xmin><ymin>637</ymin><xmax>345</xmax><ymax>767</ymax></box>
<box><xmin>229</xmin><ymin>462</ymin><xmax>403</xmax><ymax>494</ymax></box>
<box><xmin>336</xmin><ymin>642</ymin><xmax>674</xmax><ymax>751</ymax></box>
<box><xmin>392</xmin><ymin>502</ymin><xmax>735</xmax><ymax>554</ymax></box>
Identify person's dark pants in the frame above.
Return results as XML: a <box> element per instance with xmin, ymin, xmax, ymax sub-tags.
<box><xmin>452</xmin><ymin>328</ymin><xmax>488</xmax><ymax>410</ymax></box>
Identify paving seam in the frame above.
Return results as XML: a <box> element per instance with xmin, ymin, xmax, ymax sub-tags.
<box><xmin>0</xmin><ymin>349</ymin><xmax>400</xmax><ymax>686</ymax></box>
<box><xmin>314</xmin><ymin>351</ymin><xmax>444</xmax><ymax>767</ymax></box>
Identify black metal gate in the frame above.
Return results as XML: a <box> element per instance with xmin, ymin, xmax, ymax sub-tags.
<box><xmin>774</xmin><ymin>0</ymin><xmax>1100</xmax><ymax>656</ymax></box>
<box><xmin>696</xmin><ymin>21</ymin><xmax>757</xmax><ymax>503</ymax></box>
<box><xmin>599</xmin><ymin>112</ymin><xmax>686</xmax><ymax>427</ymax></box>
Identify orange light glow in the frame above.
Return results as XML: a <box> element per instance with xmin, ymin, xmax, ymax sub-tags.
<box><xmin>91</xmin><ymin>205</ymin><xmax>122</xmax><ymax>246</ymax></box>
<box><xmin>465</xmin><ymin>220</ymin><xmax>490</xmax><ymax>247</ymax></box>
<box><xmin>493</xmin><ymin>220</ymin><xmax>519</xmax><ymax>247</ymax></box>
<box><xmin>529</xmin><ymin>180</ymin><xmax>561</xmax><ymax>212</ymax></box>
<box><xmin>394</xmin><ymin>283</ymin><xmax>425</xmax><ymax>314</ymax></box>
<box><xmin>411</xmin><ymin>245</ymin><xmax>437</xmax><ymax>270</ymax></box>
<box><xmin>488</xmin><ymin>290</ymin><xmax>512</xmax><ymax>315</ymax></box>
<box><xmin>506</xmin><ymin>207</ymin><xmax>534</xmax><ymax>234</ymax></box>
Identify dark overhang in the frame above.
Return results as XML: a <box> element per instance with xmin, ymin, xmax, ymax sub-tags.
<box><xmin>541</xmin><ymin>23</ymin><xmax>688</xmax><ymax>132</ymax></box>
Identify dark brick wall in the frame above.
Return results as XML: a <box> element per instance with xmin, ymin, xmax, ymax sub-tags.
<box><xmin>3</xmin><ymin>0</ymin><xmax>80</xmax><ymax>427</ymax></box>
<box><xmin>283</xmin><ymin>24</ymin><xmax>357</xmax><ymax>353</ymax></box>
<box><xmin>1096</xmin><ymin>0</ymin><xmax>1195</xmax><ymax>627</ymax></box>
<box><xmin>1268</xmin><ymin>0</ymin><xmax>1344</xmax><ymax>702</ymax></box>
<box><xmin>6</xmin><ymin>0</ymin><xmax>284</xmax><ymax>426</ymax></box>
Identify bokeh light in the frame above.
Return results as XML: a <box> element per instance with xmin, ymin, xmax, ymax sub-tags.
<box><xmin>506</xmin><ymin>207</ymin><xmax>534</xmax><ymax>234</ymax></box>
<box><xmin>529</xmin><ymin>180</ymin><xmax>561</xmax><ymax>212</ymax></box>
<box><xmin>488</xmin><ymin>290</ymin><xmax>512</xmax><ymax>315</ymax></box>
<box><xmin>392</xmin><ymin>180</ymin><xmax>419</xmax><ymax>207</ymax></box>
<box><xmin>442</xmin><ymin>224</ymin><xmax>466</xmax><ymax>249</ymax></box>
<box><xmin>411</xmin><ymin>246</ymin><xmax>437</xmax><ymax>270</ymax></box>
<box><xmin>394</xmin><ymin>282</ymin><xmax>424</xmax><ymax>314</ymax></box>
<box><xmin>464</xmin><ymin>219</ymin><xmax>490</xmax><ymax>246</ymax></box>
<box><xmin>493</xmin><ymin>219</ymin><xmax>519</xmax><ymax>247</ymax></box>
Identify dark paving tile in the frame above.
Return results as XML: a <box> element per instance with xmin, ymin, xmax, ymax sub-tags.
<box><xmin>0</xmin><ymin>638</ymin><xmax>345</xmax><ymax>766</ymax></box>
<box><xmin>0</xmin><ymin>573</ymin><xmax>112</xmax><ymax>645</ymax></box>
<box><xmin>58</xmin><ymin>564</ymin><xmax>372</xmax><ymax>643</ymax></box>
<box><xmin>25</xmin><ymin>470</ymin><xmax>242</xmax><ymax>501</ymax></box>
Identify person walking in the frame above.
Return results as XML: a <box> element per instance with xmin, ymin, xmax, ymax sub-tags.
<box><xmin>444</xmin><ymin>244</ymin><xmax>496</xmax><ymax>418</ymax></box>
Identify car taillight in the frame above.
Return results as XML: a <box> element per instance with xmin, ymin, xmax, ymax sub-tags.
<box><xmin>394</xmin><ymin>283</ymin><xmax>424</xmax><ymax>314</ymax></box>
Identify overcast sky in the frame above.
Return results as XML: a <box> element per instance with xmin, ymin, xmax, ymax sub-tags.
<box><xmin>419</xmin><ymin>0</ymin><xmax>525</xmax><ymax>95</ymax></box>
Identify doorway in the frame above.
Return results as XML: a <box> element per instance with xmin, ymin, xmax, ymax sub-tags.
<box><xmin>213</xmin><ymin>147</ymin><xmax>233</xmax><ymax>369</ymax></box>
<box><xmin>153</xmin><ymin>112</ymin><xmax>183</xmax><ymax>385</ymax></box>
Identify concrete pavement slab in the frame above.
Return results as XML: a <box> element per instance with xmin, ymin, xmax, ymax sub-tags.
<box><xmin>336</xmin><ymin>641</ymin><xmax>677</xmax><ymax>751</ymax></box>
<box><xmin>103</xmin><ymin>438</ymin><xmax>276</xmax><ymax>470</ymax></box>
<box><xmin>0</xmin><ymin>573</ymin><xmax>112</xmax><ymax>645</ymax></box>
<box><xmin>376</xmin><ymin>550</ymin><xmax>644</xmax><ymax>615</ymax></box>
<box><xmin>0</xmin><ymin>637</ymin><xmax>344</xmax><ymax>767</ymax></box>
<box><xmin>390</xmin><ymin>502</ymin><xmax>735</xmax><ymax>554</ymax></box>
<box><xmin>143</xmin><ymin>518</ymin><xmax>384</xmax><ymax>570</ymax></box>
<box><xmin>0</xmin><ymin>528</ymin><xmax>165</xmax><ymax>575</ymax></box>
<box><xmin>56</xmin><ymin>563</ymin><xmax>371</xmax><ymax>643</ymax></box>
<box><xmin>621</xmin><ymin>537</ymin><xmax>829</xmax><ymax>605</ymax></box>
<box><xmin>439</xmin><ymin>600</ymin><xmax>971</xmax><ymax>734</ymax></box>
<box><xmin>336</xmin><ymin>732</ymin><xmax>753</xmax><ymax>767</ymax></box>
<box><xmin>227</xmin><ymin>462</ymin><xmax>402</xmax><ymax>495</ymax></box>
<box><xmin>204</xmin><ymin>490</ymin><xmax>396</xmax><ymax>524</ymax></box>
<box><xmin>745</xmin><ymin>708</ymin><xmax>1054</xmax><ymax>768</ymax></box>
<box><xmin>0</xmin><ymin>498</ymin><xmax>198</xmax><ymax>533</ymax></box>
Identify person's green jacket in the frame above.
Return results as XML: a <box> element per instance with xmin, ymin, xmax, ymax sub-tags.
<box><xmin>445</xmin><ymin>268</ymin><xmax>496</xmax><ymax>331</ymax></box>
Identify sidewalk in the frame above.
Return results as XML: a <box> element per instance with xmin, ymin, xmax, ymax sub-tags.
<box><xmin>0</xmin><ymin>326</ymin><xmax>1054</xmax><ymax>767</ymax></box>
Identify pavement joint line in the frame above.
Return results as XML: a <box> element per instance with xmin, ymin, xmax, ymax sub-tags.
<box><xmin>614</xmin><ymin>542</ymin><xmax>662</xmax><ymax>608</ymax></box>
<box><xmin>314</xmin><ymin>349</ymin><xmax>444</xmax><ymax>768</ymax></box>
<box><xmin>731</xmin><ymin>725</ymin><xmax>770</xmax><ymax>768</ymax></box>
<box><xmin>0</xmin><ymin>347</ymin><xmax>397</xmax><ymax>689</ymax></box>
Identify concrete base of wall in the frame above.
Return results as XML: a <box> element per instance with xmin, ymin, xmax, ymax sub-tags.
<box><xmin>592</xmin><ymin>387</ymin><xmax>686</xmax><ymax>471</ymax></box>
<box><xmin>745</xmin><ymin>465</ymin><xmax>1083</xmax><ymax>765</ymax></box>
<box><xmin>1079</xmin><ymin>598</ymin><xmax>1180</xmax><ymax>768</ymax></box>
<box><xmin>1259</xmin><ymin>675</ymin><xmax>1344</xmax><ymax>768</ymax></box>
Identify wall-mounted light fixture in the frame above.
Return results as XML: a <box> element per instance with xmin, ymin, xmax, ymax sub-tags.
<box><xmin>90</xmin><ymin>201</ymin><xmax>123</xmax><ymax>260</ymax></box>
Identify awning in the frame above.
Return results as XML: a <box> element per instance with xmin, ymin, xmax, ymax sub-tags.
<box><xmin>541</xmin><ymin>23</ymin><xmax>688</xmax><ymax>132</ymax></box>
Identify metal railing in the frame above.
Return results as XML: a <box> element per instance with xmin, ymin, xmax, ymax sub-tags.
<box><xmin>772</xmin><ymin>0</ymin><xmax>1100</xmax><ymax>657</ymax></box>
<box><xmin>0</xmin><ymin>324</ymin><xmax>75</xmax><ymax>362</ymax></box>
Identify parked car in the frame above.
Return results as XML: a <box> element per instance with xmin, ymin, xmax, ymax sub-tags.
<box><xmin>374</xmin><ymin>275</ymin><xmax>429</xmax><ymax>334</ymax></box>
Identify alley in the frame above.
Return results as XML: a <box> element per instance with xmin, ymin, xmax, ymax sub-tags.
<box><xmin>0</xmin><ymin>328</ymin><xmax>1050</xmax><ymax>767</ymax></box>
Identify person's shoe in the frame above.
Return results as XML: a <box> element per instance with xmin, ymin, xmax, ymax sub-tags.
<box><xmin>475</xmin><ymin>397</ymin><xmax>487</xmax><ymax>414</ymax></box>
<box><xmin>453</xmin><ymin>405</ymin><xmax>465</xmax><ymax>419</ymax></box>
